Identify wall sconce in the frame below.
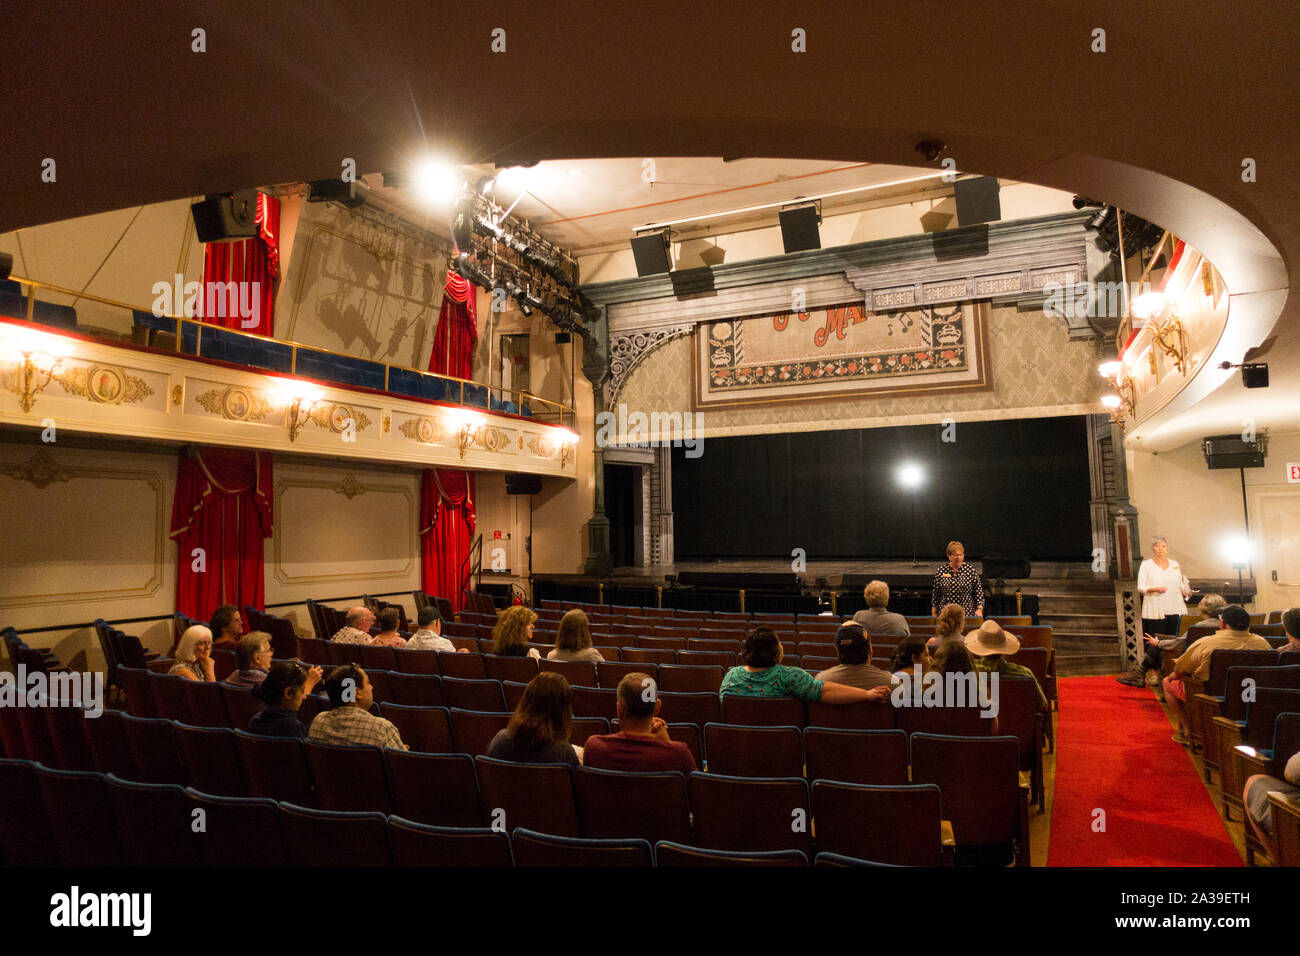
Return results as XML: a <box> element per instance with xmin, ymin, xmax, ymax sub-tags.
<box><xmin>1098</xmin><ymin>359</ymin><xmax>1136</xmax><ymax>425</ymax></box>
<box><xmin>269</xmin><ymin>377</ymin><xmax>325</xmax><ymax>442</ymax></box>
<box><xmin>557</xmin><ymin>428</ymin><xmax>580</xmax><ymax>468</ymax></box>
<box><xmin>0</xmin><ymin>326</ymin><xmax>73</xmax><ymax>412</ymax></box>
<box><xmin>450</xmin><ymin>408</ymin><xmax>482</xmax><ymax>459</ymax></box>
<box><xmin>1151</xmin><ymin>307</ymin><xmax>1187</xmax><ymax>376</ymax></box>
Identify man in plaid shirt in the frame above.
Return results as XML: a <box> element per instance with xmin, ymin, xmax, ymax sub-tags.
<box><xmin>308</xmin><ymin>664</ymin><xmax>407</xmax><ymax>749</ymax></box>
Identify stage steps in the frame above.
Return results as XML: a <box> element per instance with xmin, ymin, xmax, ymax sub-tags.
<box><xmin>997</xmin><ymin>570</ymin><xmax>1123</xmax><ymax>676</ymax></box>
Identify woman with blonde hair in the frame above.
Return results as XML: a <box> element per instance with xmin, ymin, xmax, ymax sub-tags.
<box><xmin>170</xmin><ymin>624</ymin><xmax>216</xmax><ymax>682</ymax></box>
<box><xmin>547</xmin><ymin>609</ymin><xmax>604</xmax><ymax>663</ymax></box>
<box><xmin>927</xmin><ymin>604</ymin><xmax>967</xmax><ymax>653</ymax></box>
<box><xmin>492</xmin><ymin>606</ymin><xmax>541</xmax><ymax>659</ymax></box>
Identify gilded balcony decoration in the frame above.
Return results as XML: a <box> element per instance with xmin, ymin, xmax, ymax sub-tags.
<box><xmin>195</xmin><ymin>386</ymin><xmax>273</xmax><ymax>422</ymax></box>
<box><xmin>0</xmin><ymin>450</ymin><xmax>73</xmax><ymax>489</ymax></box>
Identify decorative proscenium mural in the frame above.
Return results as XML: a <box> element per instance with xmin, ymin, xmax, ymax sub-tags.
<box><xmin>692</xmin><ymin>301</ymin><xmax>989</xmax><ymax>410</ymax></box>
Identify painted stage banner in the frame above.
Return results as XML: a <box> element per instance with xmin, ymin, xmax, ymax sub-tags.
<box><xmin>692</xmin><ymin>300</ymin><xmax>989</xmax><ymax>409</ymax></box>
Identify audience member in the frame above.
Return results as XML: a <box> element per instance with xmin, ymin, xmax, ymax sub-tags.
<box><xmin>170</xmin><ymin>625</ymin><xmax>215</xmax><ymax>682</ymax></box>
<box><xmin>371</xmin><ymin>607</ymin><xmax>407</xmax><ymax>647</ymax></box>
<box><xmin>1163</xmin><ymin>605</ymin><xmax>1270</xmax><ymax>746</ymax></box>
<box><xmin>308</xmin><ymin>665</ymin><xmax>407</xmax><ymax>749</ymax></box>
<box><xmin>547</xmin><ymin>609</ymin><xmax>605</xmax><ymax>663</ymax></box>
<box><xmin>1141</xmin><ymin>593</ymin><xmax>1230</xmax><ymax>696</ymax></box>
<box><xmin>966</xmin><ymin>619</ymin><xmax>1048</xmax><ymax>714</ymax></box>
<box><xmin>248</xmin><ymin>661</ymin><xmax>323</xmax><ymax>738</ymax></box>
<box><xmin>485</xmin><ymin>671</ymin><xmax>580</xmax><ymax>766</ymax></box>
<box><xmin>492</xmin><ymin>606</ymin><xmax>541</xmax><ymax>659</ymax></box>
<box><xmin>888</xmin><ymin>635</ymin><xmax>932</xmax><ymax>678</ymax></box>
<box><xmin>927</xmin><ymin>603</ymin><xmax>966</xmax><ymax>653</ymax></box>
<box><xmin>583</xmin><ymin>673</ymin><xmax>697</xmax><ymax>774</ymax></box>
<box><xmin>720</xmin><ymin>626</ymin><xmax>889</xmax><ymax>703</ymax></box>
<box><xmin>815</xmin><ymin>623</ymin><xmax>895</xmax><ymax>690</ymax></box>
<box><xmin>851</xmin><ymin>581</ymin><xmax>910</xmax><ymax>638</ymax></box>
<box><xmin>406</xmin><ymin>606</ymin><xmax>462</xmax><ymax>652</ymax></box>
<box><xmin>932</xmin><ymin>639</ymin><xmax>977</xmax><ymax>678</ymax></box>
<box><xmin>331</xmin><ymin>607</ymin><xmax>376</xmax><ymax>644</ymax></box>
<box><xmin>1281</xmin><ymin>607</ymin><xmax>1300</xmax><ymax>654</ymax></box>
<box><xmin>209</xmin><ymin>605</ymin><xmax>243</xmax><ymax>648</ymax></box>
<box><xmin>224</xmin><ymin>631</ymin><xmax>273</xmax><ymax>688</ymax></box>
<box><xmin>1243</xmin><ymin>750</ymin><xmax>1300</xmax><ymax>861</ymax></box>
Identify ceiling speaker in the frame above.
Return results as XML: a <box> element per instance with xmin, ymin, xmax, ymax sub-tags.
<box><xmin>1202</xmin><ymin>434</ymin><xmax>1265</xmax><ymax>470</ymax></box>
<box><xmin>954</xmin><ymin>176</ymin><xmax>1002</xmax><ymax>227</ymax></box>
<box><xmin>505</xmin><ymin>473</ymin><xmax>543</xmax><ymax>495</ymax></box>
<box><xmin>307</xmin><ymin>179</ymin><xmax>368</xmax><ymax>209</ymax></box>
<box><xmin>191</xmin><ymin>190</ymin><xmax>261</xmax><ymax>243</ymax></box>
<box><xmin>631</xmin><ymin>231</ymin><xmax>672</xmax><ymax>276</ymax></box>
<box><xmin>778</xmin><ymin>204</ymin><xmax>821</xmax><ymax>253</ymax></box>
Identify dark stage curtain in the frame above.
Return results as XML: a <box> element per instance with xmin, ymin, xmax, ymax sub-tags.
<box><xmin>200</xmin><ymin>192</ymin><xmax>280</xmax><ymax>336</ymax></box>
<box><xmin>420</xmin><ymin>468</ymin><xmax>476</xmax><ymax>612</ymax></box>
<box><xmin>170</xmin><ymin>447</ymin><xmax>274</xmax><ymax>643</ymax></box>
<box><xmin>429</xmin><ymin>271</ymin><xmax>477</xmax><ymax>378</ymax></box>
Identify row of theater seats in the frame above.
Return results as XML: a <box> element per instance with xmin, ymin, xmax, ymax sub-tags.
<box><xmin>0</xmin><ymin>721</ymin><xmax>1031</xmax><ymax>865</ymax></box>
<box><xmin>1175</xmin><ymin>651</ymin><xmax>1300</xmax><ymax>864</ymax></box>
<box><xmin>90</xmin><ymin>663</ymin><xmax>1050</xmax><ymax>811</ymax></box>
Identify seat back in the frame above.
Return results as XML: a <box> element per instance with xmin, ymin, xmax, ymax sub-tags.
<box><xmin>278</xmin><ymin>802</ymin><xmax>392</xmax><ymax>866</ymax></box>
<box><xmin>105</xmin><ymin>774</ymin><xmax>198</xmax><ymax>866</ymax></box>
<box><xmin>991</xmin><ymin>677</ymin><xmax>1042</xmax><ymax>765</ymax></box>
<box><xmin>150</xmin><ymin>673</ymin><xmax>194</xmax><ymax>722</ymax></box>
<box><xmin>658</xmin><ymin>691</ymin><xmax>721</xmax><ymax>728</ymax></box>
<box><xmin>654</xmin><ymin>841</ymin><xmax>807</xmax><ymax>867</ymax></box>
<box><xmin>704</xmin><ymin>723</ymin><xmax>803</xmax><ymax>777</ymax></box>
<box><xmin>805</xmin><ymin>698</ymin><xmax>896</xmax><ymax>730</ymax></box>
<box><xmin>0</xmin><ymin>758</ymin><xmax>58</xmax><ymax>864</ymax></box>
<box><xmin>622</xmin><ymin>647</ymin><xmax>676</xmax><ymax>666</ymax></box>
<box><xmin>474</xmin><ymin>756</ymin><xmax>581</xmax><ymax>838</ymax></box>
<box><xmin>221</xmin><ymin>683</ymin><xmax>263</xmax><ymax>730</ymax></box>
<box><xmin>574</xmin><ymin>767</ymin><xmax>692</xmax><ymax>844</ymax></box>
<box><xmin>357</xmin><ymin>644</ymin><xmax>398</xmax><ymax>673</ymax></box>
<box><xmin>1244</xmin><ymin>688</ymin><xmax>1300</xmax><ymax>749</ymax></box>
<box><xmin>43</xmin><ymin>702</ymin><xmax>95</xmax><ymax>771</ymax></box>
<box><xmin>657</xmin><ymin>664</ymin><xmax>725</xmax><ymax>694</ymax></box>
<box><xmin>450</xmin><ymin>708</ymin><xmax>512</xmax><ymax>757</ymax></box>
<box><xmin>596</xmin><ymin>660</ymin><xmax>654</xmax><ymax>689</ymax></box>
<box><xmin>1221</xmin><ymin>665</ymin><xmax>1300</xmax><ymax>721</ymax></box>
<box><xmin>182</xmin><ymin>678</ymin><xmax>231</xmax><ymax>727</ymax></box>
<box><xmin>392</xmin><ymin>647</ymin><xmax>440</xmax><ymax>674</ymax></box>
<box><xmin>437</xmin><ymin>652</ymin><xmax>488</xmax><ymax>679</ymax></box>
<box><xmin>511</xmin><ymin>828</ymin><xmax>653</xmax><ymax>867</ymax></box>
<box><xmin>570</xmin><ymin>716</ymin><xmax>610</xmax><ymax>748</ymax></box>
<box><xmin>721</xmin><ymin>695</ymin><xmax>806</xmax><ymax>728</ymax></box>
<box><xmin>186</xmin><ymin>789</ymin><xmax>287</xmax><ymax>865</ymax></box>
<box><xmin>811</xmin><ymin>781</ymin><xmax>945</xmax><ymax>866</ymax></box>
<box><xmin>539</xmin><ymin>658</ymin><xmax>599</xmax><ymax>687</ymax></box>
<box><xmin>388</xmin><ymin>817</ymin><xmax>511</xmax><ymax>865</ymax></box>
<box><xmin>687</xmin><ymin>772</ymin><xmax>813</xmax><ymax>855</ymax></box>
<box><xmin>384</xmin><ymin>751</ymin><xmax>484</xmax><ymax>827</ymax></box>
<box><xmin>378</xmin><ymin>703</ymin><xmax>454</xmax><ymax>753</ymax></box>
<box><xmin>483</xmin><ymin>654</ymin><xmax>540</xmax><ymax>684</ymax></box>
<box><xmin>121</xmin><ymin>713</ymin><xmax>188</xmax><ymax>785</ymax></box>
<box><xmin>911</xmin><ymin>733</ymin><xmax>1022</xmax><ymax>863</ymax></box>
<box><xmin>386</xmin><ymin>672</ymin><xmax>444</xmax><ymax>707</ymax></box>
<box><xmin>804</xmin><ymin>727</ymin><xmax>908</xmax><ymax>785</ymax></box>
<box><xmin>305</xmin><ymin>741</ymin><xmax>393</xmax><ymax>812</ymax></box>
<box><xmin>117</xmin><ymin>666</ymin><xmax>155</xmax><ymax>717</ymax></box>
<box><xmin>84</xmin><ymin>708</ymin><xmax>134</xmax><ymax>777</ymax></box>
<box><xmin>442</xmin><ymin>677</ymin><xmax>506</xmax><ymax>712</ymax></box>
<box><xmin>896</xmin><ymin>700</ymin><xmax>994</xmax><ymax>739</ymax></box>
<box><xmin>234</xmin><ymin>730</ymin><xmax>314</xmax><ymax>806</ymax></box>
<box><xmin>569</xmin><ymin>685</ymin><xmax>618</xmax><ymax>720</ymax></box>
<box><xmin>1206</xmin><ymin>649</ymin><xmax>1281</xmax><ymax>696</ymax></box>
<box><xmin>175</xmin><ymin>722</ymin><xmax>246</xmax><ymax>797</ymax></box>
<box><xmin>35</xmin><ymin>764</ymin><xmax>124</xmax><ymax>865</ymax></box>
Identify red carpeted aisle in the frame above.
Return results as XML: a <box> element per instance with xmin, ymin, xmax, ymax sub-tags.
<box><xmin>1046</xmin><ymin>675</ymin><xmax>1242</xmax><ymax>866</ymax></box>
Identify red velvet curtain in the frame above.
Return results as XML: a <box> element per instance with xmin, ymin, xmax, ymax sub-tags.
<box><xmin>170</xmin><ymin>448</ymin><xmax>274</xmax><ymax>640</ymax></box>
<box><xmin>420</xmin><ymin>469</ymin><xmax>476</xmax><ymax>611</ymax></box>
<box><xmin>429</xmin><ymin>271</ymin><xmax>477</xmax><ymax>378</ymax></box>
<box><xmin>199</xmin><ymin>192</ymin><xmax>280</xmax><ymax>336</ymax></box>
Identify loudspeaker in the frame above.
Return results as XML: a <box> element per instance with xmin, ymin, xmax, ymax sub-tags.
<box><xmin>191</xmin><ymin>190</ymin><xmax>261</xmax><ymax>243</ymax></box>
<box><xmin>0</xmin><ymin>251</ymin><xmax>12</xmax><ymax>280</ymax></box>
<box><xmin>505</xmin><ymin>474</ymin><xmax>543</xmax><ymax>495</ymax></box>
<box><xmin>1202</xmin><ymin>435</ymin><xmax>1265</xmax><ymax>469</ymax></box>
<box><xmin>982</xmin><ymin>556</ymin><xmax>1031</xmax><ymax>579</ymax></box>
<box><xmin>1241</xmin><ymin>363</ymin><xmax>1269</xmax><ymax>388</ymax></box>
<box><xmin>555</xmin><ymin>332</ymin><xmax>571</xmax><ymax>344</ymax></box>
<box><xmin>307</xmin><ymin>178</ymin><xmax>368</xmax><ymax>209</ymax></box>
<box><xmin>954</xmin><ymin>176</ymin><xmax>1001</xmax><ymax>227</ymax></box>
<box><xmin>631</xmin><ymin>231</ymin><xmax>672</xmax><ymax>276</ymax></box>
<box><xmin>778</xmin><ymin>205</ymin><xmax>821</xmax><ymax>253</ymax></box>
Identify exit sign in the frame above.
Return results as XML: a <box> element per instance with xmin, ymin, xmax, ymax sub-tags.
<box><xmin>1289</xmin><ymin>463</ymin><xmax>1300</xmax><ymax>483</ymax></box>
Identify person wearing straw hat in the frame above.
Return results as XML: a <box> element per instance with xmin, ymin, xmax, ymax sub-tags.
<box><xmin>965</xmin><ymin>619</ymin><xmax>1047</xmax><ymax>714</ymax></box>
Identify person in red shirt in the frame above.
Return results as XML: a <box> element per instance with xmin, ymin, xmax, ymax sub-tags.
<box><xmin>583</xmin><ymin>673</ymin><xmax>698</xmax><ymax>775</ymax></box>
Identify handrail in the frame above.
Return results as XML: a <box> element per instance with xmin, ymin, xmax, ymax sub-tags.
<box><xmin>461</xmin><ymin>534</ymin><xmax>484</xmax><ymax>603</ymax></box>
<box><xmin>4</xmin><ymin>273</ymin><xmax>576</xmax><ymax>425</ymax></box>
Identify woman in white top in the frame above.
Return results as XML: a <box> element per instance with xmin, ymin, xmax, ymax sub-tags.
<box><xmin>1121</xmin><ymin>536</ymin><xmax>1190</xmax><ymax>685</ymax></box>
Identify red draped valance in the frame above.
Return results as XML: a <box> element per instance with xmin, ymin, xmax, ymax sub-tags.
<box><xmin>420</xmin><ymin>468</ymin><xmax>476</xmax><ymax>612</ymax></box>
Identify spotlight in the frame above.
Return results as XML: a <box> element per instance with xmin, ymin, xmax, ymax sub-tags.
<box><xmin>897</xmin><ymin>461</ymin><xmax>925</xmax><ymax>489</ymax></box>
<box><xmin>413</xmin><ymin>158</ymin><xmax>461</xmax><ymax>205</ymax></box>
<box><xmin>1224</xmin><ymin>536</ymin><xmax>1251</xmax><ymax>568</ymax></box>
<box><xmin>1100</xmin><ymin>394</ymin><xmax>1121</xmax><ymax>409</ymax></box>
<box><xmin>1098</xmin><ymin>360</ymin><xmax>1122</xmax><ymax>378</ymax></box>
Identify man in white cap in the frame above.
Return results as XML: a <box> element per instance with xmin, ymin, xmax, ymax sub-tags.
<box><xmin>965</xmin><ymin>619</ymin><xmax>1048</xmax><ymax>715</ymax></box>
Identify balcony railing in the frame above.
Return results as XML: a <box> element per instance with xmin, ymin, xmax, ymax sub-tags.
<box><xmin>0</xmin><ymin>274</ymin><xmax>575</xmax><ymax>428</ymax></box>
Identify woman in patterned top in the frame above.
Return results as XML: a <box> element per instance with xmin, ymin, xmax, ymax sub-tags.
<box><xmin>719</xmin><ymin>627</ymin><xmax>889</xmax><ymax>703</ymax></box>
<box><xmin>930</xmin><ymin>540</ymin><xmax>983</xmax><ymax>618</ymax></box>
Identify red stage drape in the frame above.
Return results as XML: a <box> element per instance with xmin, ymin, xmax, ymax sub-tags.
<box><xmin>429</xmin><ymin>271</ymin><xmax>477</xmax><ymax>378</ymax></box>
<box><xmin>199</xmin><ymin>192</ymin><xmax>280</xmax><ymax>336</ymax></box>
<box><xmin>170</xmin><ymin>448</ymin><xmax>274</xmax><ymax>640</ymax></box>
<box><xmin>420</xmin><ymin>469</ymin><xmax>476</xmax><ymax>611</ymax></box>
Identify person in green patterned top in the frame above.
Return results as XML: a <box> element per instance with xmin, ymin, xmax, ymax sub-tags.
<box><xmin>720</xmin><ymin>627</ymin><xmax>890</xmax><ymax>703</ymax></box>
